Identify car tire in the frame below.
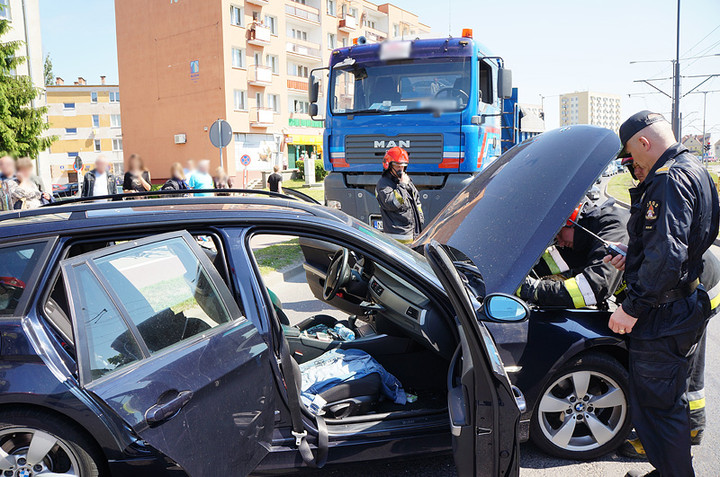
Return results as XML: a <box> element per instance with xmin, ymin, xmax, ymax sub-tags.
<box><xmin>0</xmin><ymin>408</ymin><xmax>106</xmax><ymax>476</ymax></box>
<box><xmin>530</xmin><ymin>352</ymin><xmax>631</xmax><ymax>460</ymax></box>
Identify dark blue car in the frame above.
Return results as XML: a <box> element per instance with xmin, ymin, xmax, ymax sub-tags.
<box><xmin>0</xmin><ymin>126</ymin><xmax>627</xmax><ymax>476</ymax></box>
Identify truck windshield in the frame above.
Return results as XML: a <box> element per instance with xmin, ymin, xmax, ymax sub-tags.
<box><xmin>331</xmin><ymin>57</ymin><xmax>471</xmax><ymax>115</ymax></box>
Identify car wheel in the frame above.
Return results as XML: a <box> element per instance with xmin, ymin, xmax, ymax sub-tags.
<box><xmin>530</xmin><ymin>352</ymin><xmax>631</xmax><ymax>460</ymax></box>
<box><xmin>0</xmin><ymin>408</ymin><xmax>105</xmax><ymax>476</ymax></box>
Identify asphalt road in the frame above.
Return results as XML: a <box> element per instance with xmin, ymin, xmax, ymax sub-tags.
<box><xmin>272</xmin><ymin>194</ymin><xmax>720</xmax><ymax>476</ymax></box>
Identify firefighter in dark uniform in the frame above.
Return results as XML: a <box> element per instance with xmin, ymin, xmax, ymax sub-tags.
<box><xmin>616</xmin><ymin>157</ymin><xmax>720</xmax><ymax>458</ymax></box>
<box><xmin>605</xmin><ymin>111</ymin><xmax>719</xmax><ymax>477</ymax></box>
<box><xmin>518</xmin><ymin>199</ymin><xmax>629</xmax><ymax>308</ymax></box>
<box><xmin>375</xmin><ymin>147</ymin><xmax>424</xmax><ymax>243</ymax></box>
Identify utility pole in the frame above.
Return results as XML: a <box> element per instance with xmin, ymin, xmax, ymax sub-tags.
<box><xmin>671</xmin><ymin>0</ymin><xmax>681</xmax><ymax>139</ymax></box>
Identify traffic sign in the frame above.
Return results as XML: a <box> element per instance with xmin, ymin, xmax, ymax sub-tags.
<box><xmin>240</xmin><ymin>154</ymin><xmax>251</xmax><ymax>167</ymax></box>
<box><xmin>209</xmin><ymin>119</ymin><xmax>232</xmax><ymax>148</ymax></box>
<box><xmin>73</xmin><ymin>156</ymin><xmax>83</xmax><ymax>173</ymax></box>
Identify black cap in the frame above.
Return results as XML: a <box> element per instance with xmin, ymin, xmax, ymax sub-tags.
<box><xmin>617</xmin><ymin>110</ymin><xmax>666</xmax><ymax>158</ymax></box>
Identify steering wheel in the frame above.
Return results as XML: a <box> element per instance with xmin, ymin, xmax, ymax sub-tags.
<box><xmin>434</xmin><ymin>87</ymin><xmax>469</xmax><ymax>104</ymax></box>
<box><xmin>324</xmin><ymin>249</ymin><xmax>351</xmax><ymax>301</ymax></box>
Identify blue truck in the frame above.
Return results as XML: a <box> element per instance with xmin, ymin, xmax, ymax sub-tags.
<box><xmin>309</xmin><ymin>32</ymin><xmax>534</xmax><ymax>226</ymax></box>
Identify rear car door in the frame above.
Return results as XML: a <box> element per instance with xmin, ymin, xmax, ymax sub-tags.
<box><xmin>425</xmin><ymin>241</ymin><xmax>520</xmax><ymax>477</ymax></box>
<box><xmin>61</xmin><ymin>231</ymin><xmax>275</xmax><ymax>477</ymax></box>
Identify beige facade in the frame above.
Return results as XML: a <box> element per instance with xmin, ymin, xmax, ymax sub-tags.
<box><xmin>46</xmin><ymin>77</ymin><xmax>124</xmax><ymax>184</ymax></box>
<box><xmin>559</xmin><ymin>91</ymin><xmax>622</xmax><ymax>133</ymax></box>
<box><xmin>0</xmin><ymin>0</ymin><xmax>51</xmax><ymax>186</ymax></box>
<box><xmin>115</xmin><ymin>0</ymin><xmax>430</xmax><ymax>182</ymax></box>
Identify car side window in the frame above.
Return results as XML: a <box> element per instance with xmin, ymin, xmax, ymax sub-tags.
<box><xmin>0</xmin><ymin>242</ymin><xmax>45</xmax><ymax>315</ymax></box>
<box><xmin>74</xmin><ymin>264</ymin><xmax>143</xmax><ymax>380</ymax></box>
<box><xmin>91</xmin><ymin>237</ymin><xmax>234</xmax><ymax>355</ymax></box>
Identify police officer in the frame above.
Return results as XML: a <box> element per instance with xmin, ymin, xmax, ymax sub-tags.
<box><xmin>605</xmin><ymin>111</ymin><xmax>720</xmax><ymax>477</ymax></box>
<box><xmin>375</xmin><ymin>147</ymin><xmax>424</xmax><ymax>243</ymax></box>
<box><xmin>519</xmin><ymin>199</ymin><xmax>629</xmax><ymax>308</ymax></box>
<box><xmin>616</xmin><ymin>157</ymin><xmax>720</xmax><ymax>458</ymax></box>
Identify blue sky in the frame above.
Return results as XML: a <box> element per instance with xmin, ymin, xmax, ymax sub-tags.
<box><xmin>39</xmin><ymin>0</ymin><xmax>720</xmax><ymax>141</ymax></box>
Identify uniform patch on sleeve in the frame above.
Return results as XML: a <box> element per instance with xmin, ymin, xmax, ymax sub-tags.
<box><xmin>645</xmin><ymin>201</ymin><xmax>659</xmax><ymax>221</ymax></box>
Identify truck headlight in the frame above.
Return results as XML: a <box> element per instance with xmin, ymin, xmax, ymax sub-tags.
<box><xmin>326</xmin><ymin>200</ymin><xmax>342</xmax><ymax>210</ymax></box>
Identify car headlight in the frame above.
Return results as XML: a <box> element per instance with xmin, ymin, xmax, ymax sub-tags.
<box><xmin>326</xmin><ymin>200</ymin><xmax>342</xmax><ymax>210</ymax></box>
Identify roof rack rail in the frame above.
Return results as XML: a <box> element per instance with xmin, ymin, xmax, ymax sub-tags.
<box><xmin>43</xmin><ymin>188</ymin><xmax>321</xmax><ymax>207</ymax></box>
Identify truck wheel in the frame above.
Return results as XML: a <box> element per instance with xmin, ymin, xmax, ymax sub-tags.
<box><xmin>530</xmin><ymin>352</ymin><xmax>632</xmax><ymax>460</ymax></box>
<box><xmin>0</xmin><ymin>408</ymin><xmax>106</xmax><ymax>476</ymax></box>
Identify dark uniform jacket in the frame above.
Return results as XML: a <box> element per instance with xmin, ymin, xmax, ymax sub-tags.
<box><xmin>623</xmin><ymin>144</ymin><xmax>720</xmax><ymax>338</ymax></box>
<box><xmin>701</xmin><ymin>251</ymin><xmax>720</xmax><ymax>312</ymax></box>
<box><xmin>375</xmin><ymin>172</ymin><xmax>424</xmax><ymax>240</ymax></box>
<box><xmin>81</xmin><ymin>170</ymin><xmax>117</xmax><ymax>197</ymax></box>
<box><xmin>532</xmin><ymin>200</ymin><xmax>629</xmax><ymax>308</ymax></box>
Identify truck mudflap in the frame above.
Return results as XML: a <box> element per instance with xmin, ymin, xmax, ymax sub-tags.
<box><xmin>324</xmin><ymin>172</ymin><xmax>476</xmax><ymax>225</ymax></box>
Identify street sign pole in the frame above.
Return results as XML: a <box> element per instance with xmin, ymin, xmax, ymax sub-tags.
<box><xmin>209</xmin><ymin>119</ymin><xmax>232</xmax><ymax>172</ymax></box>
<box><xmin>216</xmin><ymin>119</ymin><xmax>224</xmax><ymax>170</ymax></box>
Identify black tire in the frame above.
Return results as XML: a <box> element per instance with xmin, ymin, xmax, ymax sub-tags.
<box><xmin>0</xmin><ymin>407</ymin><xmax>106</xmax><ymax>476</ymax></box>
<box><xmin>530</xmin><ymin>352</ymin><xmax>632</xmax><ymax>460</ymax></box>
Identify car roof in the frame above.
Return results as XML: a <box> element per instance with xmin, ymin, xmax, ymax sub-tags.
<box><xmin>0</xmin><ymin>195</ymin><xmax>344</xmax><ymax>241</ymax></box>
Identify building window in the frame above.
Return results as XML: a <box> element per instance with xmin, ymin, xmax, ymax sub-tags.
<box><xmin>94</xmin><ymin>139</ymin><xmax>101</xmax><ymax>152</ymax></box>
<box><xmin>363</xmin><ymin>18</ymin><xmax>376</xmax><ymax>29</ymax></box>
<box><xmin>112</xmin><ymin>139</ymin><xmax>123</xmax><ymax>151</ymax></box>
<box><xmin>265</xmin><ymin>54</ymin><xmax>279</xmax><ymax>74</ymax></box>
<box><xmin>232</xmin><ymin>47</ymin><xmax>245</xmax><ymax>68</ymax></box>
<box><xmin>268</xmin><ymin>94</ymin><xmax>280</xmax><ymax>113</ymax></box>
<box><xmin>110</xmin><ymin>114</ymin><xmax>121</xmax><ymax>128</ymax></box>
<box><xmin>290</xmin><ymin>99</ymin><xmax>309</xmax><ymax>114</ymax></box>
<box><xmin>254</xmin><ymin>52</ymin><xmax>262</xmax><ymax>66</ymax></box>
<box><xmin>327</xmin><ymin>0</ymin><xmax>335</xmax><ymax>16</ymax></box>
<box><xmin>393</xmin><ymin>24</ymin><xmax>399</xmax><ymax>37</ymax></box>
<box><xmin>327</xmin><ymin>33</ymin><xmax>336</xmax><ymax>49</ymax></box>
<box><xmin>0</xmin><ymin>0</ymin><xmax>10</xmax><ymax>20</ymax></box>
<box><xmin>65</xmin><ymin>128</ymin><xmax>77</xmax><ymax>136</ymax></box>
<box><xmin>234</xmin><ymin>89</ymin><xmax>246</xmax><ymax>110</ymax></box>
<box><xmin>92</xmin><ymin>115</ymin><xmax>100</xmax><ymax>127</ymax></box>
<box><xmin>230</xmin><ymin>5</ymin><xmax>243</xmax><ymax>26</ymax></box>
<box><xmin>264</xmin><ymin>15</ymin><xmax>277</xmax><ymax>35</ymax></box>
<box><xmin>292</xmin><ymin>0</ymin><xmax>307</xmax><ymax>4</ymax></box>
<box><xmin>288</xmin><ymin>63</ymin><xmax>309</xmax><ymax>78</ymax></box>
<box><xmin>91</xmin><ymin>91</ymin><xmax>98</xmax><ymax>103</ymax></box>
<box><xmin>255</xmin><ymin>92</ymin><xmax>263</xmax><ymax>108</ymax></box>
<box><xmin>341</xmin><ymin>37</ymin><xmax>347</xmax><ymax>47</ymax></box>
<box><xmin>290</xmin><ymin>28</ymin><xmax>308</xmax><ymax>41</ymax></box>
<box><xmin>63</xmin><ymin>103</ymin><xmax>75</xmax><ymax>110</ymax></box>
<box><xmin>109</xmin><ymin>91</ymin><xmax>120</xmax><ymax>102</ymax></box>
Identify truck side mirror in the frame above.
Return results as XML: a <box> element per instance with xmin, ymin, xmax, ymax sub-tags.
<box><xmin>309</xmin><ymin>103</ymin><xmax>319</xmax><ymax>118</ymax></box>
<box><xmin>498</xmin><ymin>68</ymin><xmax>513</xmax><ymax>99</ymax></box>
<box><xmin>309</xmin><ymin>75</ymin><xmax>320</xmax><ymax>104</ymax></box>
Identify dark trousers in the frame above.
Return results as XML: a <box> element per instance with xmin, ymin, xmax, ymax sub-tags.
<box><xmin>628</xmin><ymin>322</ymin><xmax>706</xmax><ymax>477</ymax></box>
<box><xmin>688</xmin><ymin>330</ymin><xmax>707</xmax><ymax>433</ymax></box>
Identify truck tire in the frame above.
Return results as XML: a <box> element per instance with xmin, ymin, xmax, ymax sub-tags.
<box><xmin>530</xmin><ymin>352</ymin><xmax>632</xmax><ymax>460</ymax></box>
<box><xmin>0</xmin><ymin>407</ymin><xmax>106</xmax><ymax>476</ymax></box>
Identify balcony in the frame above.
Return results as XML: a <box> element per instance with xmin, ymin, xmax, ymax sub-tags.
<box><xmin>247</xmin><ymin>24</ymin><xmax>272</xmax><ymax>46</ymax></box>
<box><xmin>286</xmin><ymin>41</ymin><xmax>322</xmax><ymax>61</ymax></box>
<box><xmin>364</xmin><ymin>29</ymin><xmax>386</xmax><ymax>43</ymax></box>
<box><xmin>339</xmin><ymin>15</ymin><xmax>357</xmax><ymax>32</ymax></box>
<box><xmin>285</xmin><ymin>3</ymin><xmax>320</xmax><ymax>24</ymax></box>
<box><xmin>287</xmin><ymin>77</ymin><xmax>309</xmax><ymax>92</ymax></box>
<box><xmin>249</xmin><ymin>65</ymin><xmax>273</xmax><ymax>86</ymax></box>
<box><xmin>246</xmin><ymin>0</ymin><xmax>269</xmax><ymax>5</ymax></box>
<box><xmin>251</xmin><ymin>108</ymin><xmax>274</xmax><ymax>127</ymax></box>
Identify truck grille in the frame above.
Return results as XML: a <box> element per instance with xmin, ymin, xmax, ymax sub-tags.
<box><xmin>344</xmin><ymin>134</ymin><xmax>444</xmax><ymax>165</ymax></box>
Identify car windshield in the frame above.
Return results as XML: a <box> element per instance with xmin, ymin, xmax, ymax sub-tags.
<box><xmin>330</xmin><ymin>57</ymin><xmax>471</xmax><ymax>115</ymax></box>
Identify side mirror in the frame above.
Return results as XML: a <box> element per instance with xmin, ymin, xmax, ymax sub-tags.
<box><xmin>498</xmin><ymin>68</ymin><xmax>513</xmax><ymax>99</ymax></box>
<box><xmin>309</xmin><ymin>75</ymin><xmax>320</xmax><ymax>104</ymax></box>
<box><xmin>482</xmin><ymin>293</ymin><xmax>528</xmax><ymax>323</ymax></box>
<box><xmin>309</xmin><ymin>103</ymin><xmax>319</xmax><ymax>118</ymax></box>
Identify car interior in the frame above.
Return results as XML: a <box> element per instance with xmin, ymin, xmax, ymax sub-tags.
<box><xmin>250</xmin><ymin>233</ymin><xmax>456</xmax><ymax>422</ymax></box>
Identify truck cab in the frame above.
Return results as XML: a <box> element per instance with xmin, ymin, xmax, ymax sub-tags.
<box><xmin>309</xmin><ymin>34</ymin><xmax>513</xmax><ymax>226</ymax></box>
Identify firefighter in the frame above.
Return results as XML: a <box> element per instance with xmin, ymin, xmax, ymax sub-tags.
<box><xmin>518</xmin><ymin>199</ymin><xmax>629</xmax><ymax>308</ymax></box>
<box><xmin>375</xmin><ymin>147</ymin><xmax>424</xmax><ymax>243</ymax></box>
<box><xmin>605</xmin><ymin>111</ymin><xmax>719</xmax><ymax>477</ymax></box>
<box><xmin>616</xmin><ymin>156</ymin><xmax>720</xmax><ymax>458</ymax></box>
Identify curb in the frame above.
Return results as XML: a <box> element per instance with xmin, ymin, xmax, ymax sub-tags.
<box><xmin>262</xmin><ymin>262</ymin><xmax>305</xmax><ymax>288</ymax></box>
<box><xmin>604</xmin><ymin>179</ymin><xmax>720</xmax><ymax>247</ymax></box>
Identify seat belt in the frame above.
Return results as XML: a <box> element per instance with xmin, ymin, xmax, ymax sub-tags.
<box><xmin>278</xmin><ymin>333</ymin><xmax>328</xmax><ymax>468</ymax></box>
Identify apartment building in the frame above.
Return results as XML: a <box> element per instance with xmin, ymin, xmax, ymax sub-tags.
<box><xmin>45</xmin><ymin>77</ymin><xmax>124</xmax><ymax>184</ymax></box>
<box><xmin>559</xmin><ymin>91</ymin><xmax>622</xmax><ymax>133</ymax></box>
<box><xmin>1</xmin><ymin>0</ymin><xmax>51</xmax><ymax>185</ymax></box>
<box><xmin>115</xmin><ymin>0</ymin><xmax>430</xmax><ymax>182</ymax></box>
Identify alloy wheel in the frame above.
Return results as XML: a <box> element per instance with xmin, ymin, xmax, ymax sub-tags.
<box><xmin>0</xmin><ymin>427</ymin><xmax>82</xmax><ymax>476</ymax></box>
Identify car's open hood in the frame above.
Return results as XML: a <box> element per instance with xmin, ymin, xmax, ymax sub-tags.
<box><xmin>414</xmin><ymin>125</ymin><xmax>621</xmax><ymax>295</ymax></box>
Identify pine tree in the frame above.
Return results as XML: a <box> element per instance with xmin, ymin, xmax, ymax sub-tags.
<box><xmin>43</xmin><ymin>53</ymin><xmax>53</xmax><ymax>86</ymax></box>
<box><xmin>0</xmin><ymin>20</ymin><xmax>54</xmax><ymax>159</ymax></box>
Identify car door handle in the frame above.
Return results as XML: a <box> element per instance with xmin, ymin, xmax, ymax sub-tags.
<box><xmin>145</xmin><ymin>390</ymin><xmax>194</xmax><ymax>424</ymax></box>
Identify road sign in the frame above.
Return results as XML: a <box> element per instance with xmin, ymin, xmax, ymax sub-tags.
<box><xmin>240</xmin><ymin>154</ymin><xmax>251</xmax><ymax>167</ymax></box>
<box><xmin>209</xmin><ymin>119</ymin><xmax>232</xmax><ymax>148</ymax></box>
<box><xmin>73</xmin><ymin>156</ymin><xmax>83</xmax><ymax>173</ymax></box>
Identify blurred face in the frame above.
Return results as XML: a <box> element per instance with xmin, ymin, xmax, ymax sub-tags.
<box><xmin>631</xmin><ymin>161</ymin><xmax>648</xmax><ymax>182</ymax></box>
<box><xmin>0</xmin><ymin>156</ymin><xmax>14</xmax><ymax>177</ymax></box>
<box><xmin>95</xmin><ymin>158</ymin><xmax>108</xmax><ymax>173</ymax></box>
<box><xmin>198</xmin><ymin>161</ymin><xmax>210</xmax><ymax>174</ymax></box>
<box><xmin>16</xmin><ymin>165</ymin><xmax>31</xmax><ymax>180</ymax></box>
<box><xmin>390</xmin><ymin>163</ymin><xmax>406</xmax><ymax>176</ymax></box>
<box><xmin>555</xmin><ymin>226</ymin><xmax>575</xmax><ymax>248</ymax></box>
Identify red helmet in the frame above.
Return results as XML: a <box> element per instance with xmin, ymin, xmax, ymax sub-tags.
<box><xmin>565</xmin><ymin>203</ymin><xmax>583</xmax><ymax>227</ymax></box>
<box><xmin>383</xmin><ymin>147</ymin><xmax>409</xmax><ymax>170</ymax></box>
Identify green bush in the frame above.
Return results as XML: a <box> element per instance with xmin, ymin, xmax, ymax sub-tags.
<box><xmin>295</xmin><ymin>159</ymin><xmax>328</xmax><ymax>182</ymax></box>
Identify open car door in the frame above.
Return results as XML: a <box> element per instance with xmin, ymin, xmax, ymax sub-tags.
<box><xmin>425</xmin><ymin>241</ymin><xmax>521</xmax><ymax>477</ymax></box>
<box><xmin>62</xmin><ymin>231</ymin><xmax>275</xmax><ymax>477</ymax></box>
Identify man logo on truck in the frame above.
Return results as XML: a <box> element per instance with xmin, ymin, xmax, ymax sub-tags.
<box><xmin>374</xmin><ymin>140</ymin><xmax>410</xmax><ymax>149</ymax></box>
